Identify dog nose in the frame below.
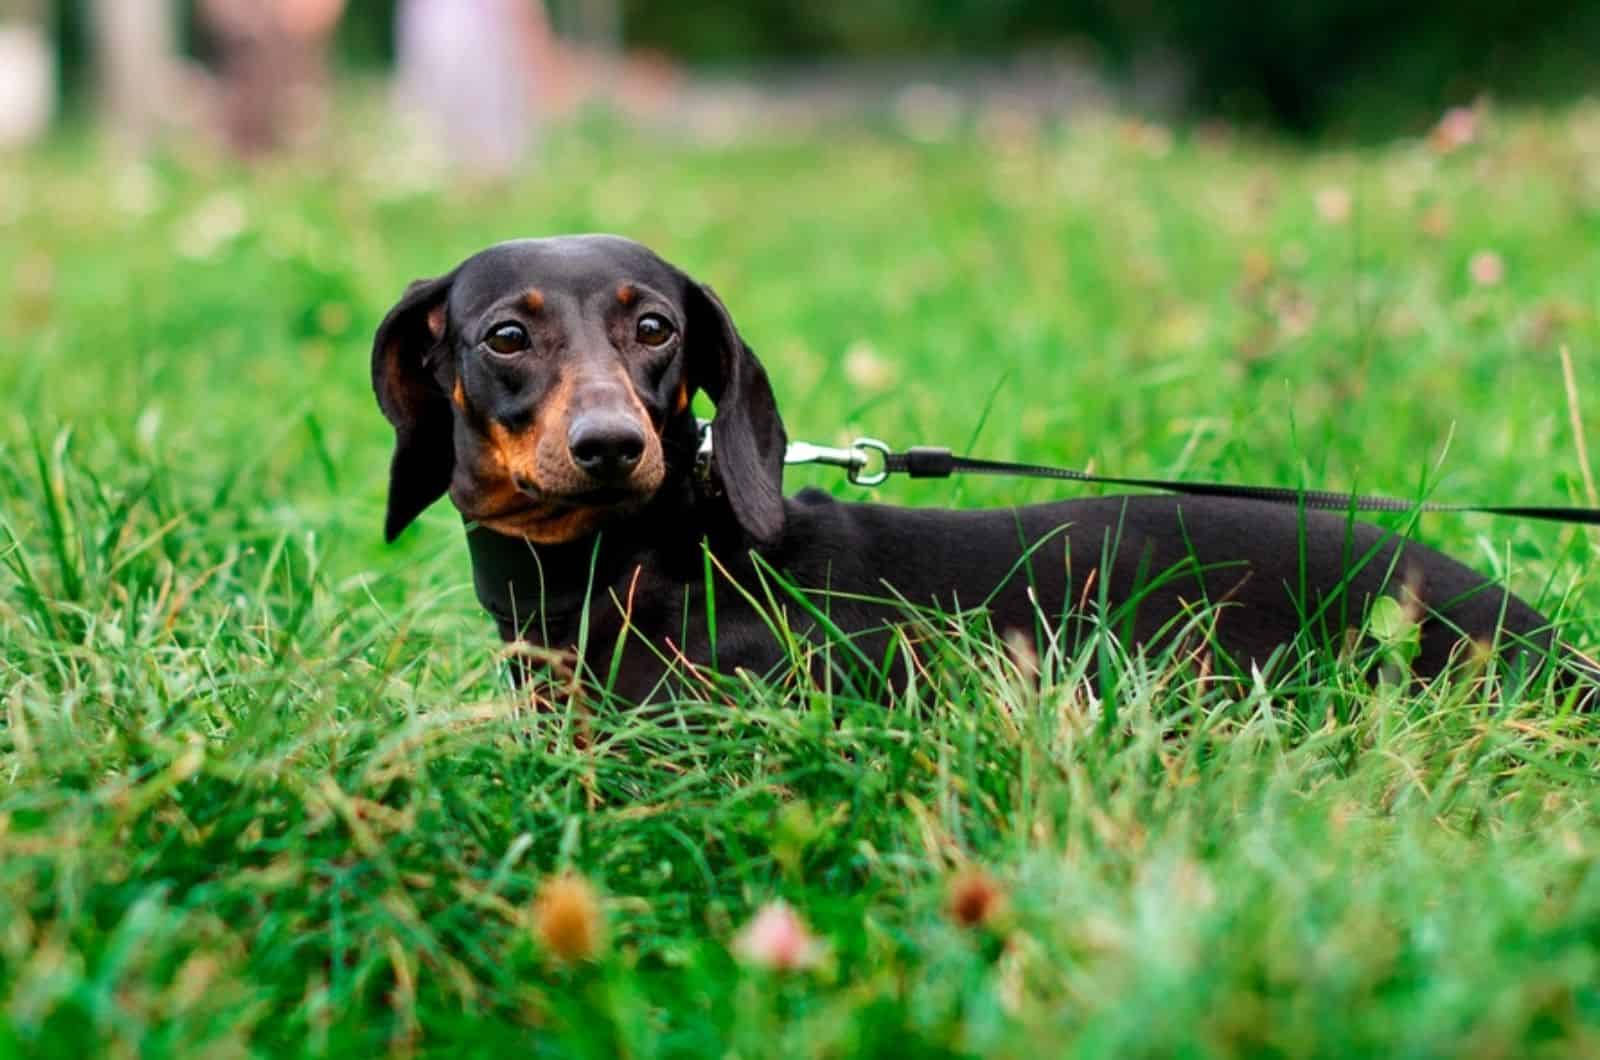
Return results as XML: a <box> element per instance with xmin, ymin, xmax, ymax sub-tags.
<box><xmin>568</xmin><ymin>412</ymin><xmax>646</xmax><ymax>484</ymax></box>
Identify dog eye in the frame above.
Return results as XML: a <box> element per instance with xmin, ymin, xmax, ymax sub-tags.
<box><xmin>484</xmin><ymin>322</ymin><xmax>530</xmax><ymax>355</ymax></box>
<box><xmin>635</xmin><ymin>314</ymin><xmax>674</xmax><ymax>347</ymax></box>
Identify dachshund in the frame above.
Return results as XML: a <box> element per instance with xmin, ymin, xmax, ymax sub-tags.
<box><xmin>372</xmin><ymin>235</ymin><xmax>1580</xmax><ymax>704</ymax></box>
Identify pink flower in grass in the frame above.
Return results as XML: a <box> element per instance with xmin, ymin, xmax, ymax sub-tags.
<box><xmin>1430</xmin><ymin>105</ymin><xmax>1480</xmax><ymax>154</ymax></box>
<box><xmin>1469</xmin><ymin>250</ymin><xmax>1505</xmax><ymax>287</ymax></box>
<box><xmin>732</xmin><ymin>901</ymin><xmax>826</xmax><ymax>972</ymax></box>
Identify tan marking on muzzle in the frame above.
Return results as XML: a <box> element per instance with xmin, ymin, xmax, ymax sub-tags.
<box><xmin>483</xmin><ymin>373</ymin><xmax>571</xmax><ymax>487</ymax></box>
<box><xmin>465</xmin><ymin>367</ymin><xmax>666</xmax><ymax>545</ymax></box>
<box><xmin>479</xmin><ymin>504</ymin><xmax>607</xmax><ymax>545</ymax></box>
<box><xmin>473</xmin><ymin>375</ymin><xmax>606</xmax><ymax>543</ymax></box>
<box><xmin>485</xmin><ymin>419</ymin><xmax>535</xmax><ymax>485</ymax></box>
<box><xmin>451</xmin><ymin>378</ymin><xmax>466</xmax><ymax>409</ymax></box>
<box><xmin>673</xmin><ymin>382</ymin><xmax>689</xmax><ymax>414</ymax></box>
<box><xmin>523</xmin><ymin>507</ymin><xmax>610</xmax><ymax>543</ymax></box>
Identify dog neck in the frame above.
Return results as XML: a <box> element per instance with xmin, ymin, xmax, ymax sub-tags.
<box><xmin>465</xmin><ymin>421</ymin><xmax>736</xmax><ymax>640</ymax></box>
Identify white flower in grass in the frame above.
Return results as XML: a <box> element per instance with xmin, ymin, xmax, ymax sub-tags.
<box><xmin>843</xmin><ymin>341</ymin><xmax>897</xmax><ymax>391</ymax></box>
<box><xmin>176</xmin><ymin>192</ymin><xmax>248</xmax><ymax>261</ymax></box>
<box><xmin>1315</xmin><ymin>186</ymin><xmax>1352</xmax><ymax>224</ymax></box>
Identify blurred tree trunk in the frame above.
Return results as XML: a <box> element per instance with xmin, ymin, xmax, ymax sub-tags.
<box><xmin>393</xmin><ymin>0</ymin><xmax>548</xmax><ymax>176</ymax></box>
<box><xmin>0</xmin><ymin>0</ymin><xmax>53</xmax><ymax>147</ymax></box>
<box><xmin>91</xmin><ymin>0</ymin><xmax>182</xmax><ymax>149</ymax></box>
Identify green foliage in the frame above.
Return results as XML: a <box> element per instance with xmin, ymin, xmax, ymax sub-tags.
<box><xmin>1156</xmin><ymin>0</ymin><xmax>1600</xmax><ymax>135</ymax></box>
<box><xmin>3</xmin><ymin>104</ymin><xmax>1600</xmax><ymax>1053</ymax></box>
<box><xmin>611</xmin><ymin>0</ymin><xmax>1600</xmax><ymax>134</ymax></box>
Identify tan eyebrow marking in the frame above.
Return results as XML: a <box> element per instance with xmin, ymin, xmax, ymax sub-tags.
<box><xmin>523</xmin><ymin>289</ymin><xmax>544</xmax><ymax>312</ymax></box>
<box><xmin>616</xmin><ymin>284</ymin><xmax>637</xmax><ymax>306</ymax></box>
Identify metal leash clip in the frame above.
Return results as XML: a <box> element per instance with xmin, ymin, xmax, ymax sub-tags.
<box><xmin>700</xmin><ymin>418</ymin><xmax>895</xmax><ymax>487</ymax></box>
<box><xmin>784</xmin><ymin>437</ymin><xmax>892</xmax><ymax>486</ymax></box>
<box><xmin>844</xmin><ymin>438</ymin><xmax>891</xmax><ymax>485</ymax></box>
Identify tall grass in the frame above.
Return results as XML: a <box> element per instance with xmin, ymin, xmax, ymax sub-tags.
<box><xmin>2</xmin><ymin>103</ymin><xmax>1599</xmax><ymax>1054</ymax></box>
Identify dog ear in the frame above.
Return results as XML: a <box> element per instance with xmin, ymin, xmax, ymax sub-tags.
<box><xmin>372</xmin><ymin>271</ymin><xmax>457</xmax><ymax>542</ymax></box>
<box><xmin>686</xmin><ymin>283</ymin><xmax>787</xmax><ymax>545</ymax></box>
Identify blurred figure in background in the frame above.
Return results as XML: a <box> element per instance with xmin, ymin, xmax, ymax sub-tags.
<box><xmin>200</xmin><ymin>0</ymin><xmax>347</xmax><ymax>155</ymax></box>
<box><xmin>0</xmin><ymin>0</ymin><xmax>53</xmax><ymax>148</ymax></box>
<box><xmin>394</xmin><ymin>0</ymin><xmax>551</xmax><ymax>177</ymax></box>
<box><xmin>91</xmin><ymin>0</ymin><xmax>185</xmax><ymax>150</ymax></box>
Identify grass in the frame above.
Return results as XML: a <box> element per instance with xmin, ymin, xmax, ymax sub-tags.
<box><xmin>3</xmin><ymin>100</ymin><xmax>1600</xmax><ymax>1056</ymax></box>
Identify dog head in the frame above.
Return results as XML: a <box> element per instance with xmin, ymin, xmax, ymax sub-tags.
<box><xmin>372</xmin><ymin>235</ymin><xmax>787</xmax><ymax>546</ymax></box>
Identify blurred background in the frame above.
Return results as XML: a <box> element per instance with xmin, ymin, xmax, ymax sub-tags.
<box><xmin>3</xmin><ymin>0</ymin><xmax>1599</xmax><ymax>155</ymax></box>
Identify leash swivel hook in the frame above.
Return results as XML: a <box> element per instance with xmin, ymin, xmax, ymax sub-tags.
<box><xmin>844</xmin><ymin>438</ymin><xmax>891</xmax><ymax>485</ymax></box>
<box><xmin>699</xmin><ymin>418</ymin><xmax>893</xmax><ymax>486</ymax></box>
<box><xmin>781</xmin><ymin>436</ymin><xmax>892</xmax><ymax>484</ymax></box>
<box><xmin>781</xmin><ymin>436</ymin><xmax>893</xmax><ymax>485</ymax></box>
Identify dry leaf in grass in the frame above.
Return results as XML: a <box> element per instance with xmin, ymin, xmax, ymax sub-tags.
<box><xmin>534</xmin><ymin>873</ymin><xmax>606</xmax><ymax>964</ymax></box>
<box><xmin>946</xmin><ymin>866</ymin><xmax>1007</xmax><ymax>929</ymax></box>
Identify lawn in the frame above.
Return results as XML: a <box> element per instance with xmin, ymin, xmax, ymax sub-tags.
<box><xmin>3</xmin><ymin>102</ymin><xmax>1600</xmax><ymax>1056</ymax></box>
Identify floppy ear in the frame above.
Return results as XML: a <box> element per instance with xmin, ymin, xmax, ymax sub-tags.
<box><xmin>372</xmin><ymin>271</ymin><xmax>456</xmax><ymax>542</ymax></box>
<box><xmin>686</xmin><ymin>283</ymin><xmax>787</xmax><ymax>545</ymax></box>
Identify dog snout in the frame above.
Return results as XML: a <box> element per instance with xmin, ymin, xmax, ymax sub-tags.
<box><xmin>567</xmin><ymin>411</ymin><xmax>647</xmax><ymax>484</ymax></box>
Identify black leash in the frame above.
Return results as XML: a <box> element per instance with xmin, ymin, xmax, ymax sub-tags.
<box><xmin>718</xmin><ymin>424</ymin><xmax>1600</xmax><ymax>527</ymax></box>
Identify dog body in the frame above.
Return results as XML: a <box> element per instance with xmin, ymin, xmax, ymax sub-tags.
<box><xmin>466</xmin><ymin>489</ymin><xmax>1552</xmax><ymax>702</ymax></box>
<box><xmin>375</xmin><ymin>236</ymin><xmax>1562</xmax><ymax>703</ymax></box>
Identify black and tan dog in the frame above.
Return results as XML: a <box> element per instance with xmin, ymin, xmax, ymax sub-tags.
<box><xmin>373</xmin><ymin>235</ymin><xmax>1575</xmax><ymax>703</ymax></box>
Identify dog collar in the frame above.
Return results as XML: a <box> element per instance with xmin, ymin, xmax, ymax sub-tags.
<box><xmin>465</xmin><ymin>524</ymin><xmax>579</xmax><ymax>632</ymax></box>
